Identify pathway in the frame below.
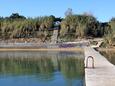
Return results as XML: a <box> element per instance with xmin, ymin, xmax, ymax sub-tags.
<box><xmin>84</xmin><ymin>47</ymin><xmax>115</xmax><ymax>86</ymax></box>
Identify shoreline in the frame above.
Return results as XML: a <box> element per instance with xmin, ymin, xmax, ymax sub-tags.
<box><xmin>0</xmin><ymin>47</ymin><xmax>114</xmax><ymax>52</ymax></box>
<box><xmin>0</xmin><ymin>47</ymin><xmax>83</xmax><ymax>52</ymax></box>
<box><xmin>97</xmin><ymin>48</ymin><xmax>115</xmax><ymax>51</ymax></box>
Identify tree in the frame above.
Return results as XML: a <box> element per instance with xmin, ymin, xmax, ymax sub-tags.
<box><xmin>60</xmin><ymin>14</ymin><xmax>98</xmax><ymax>40</ymax></box>
<box><xmin>65</xmin><ymin>8</ymin><xmax>73</xmax><ymax>16</ymax></box>
<box><xmin>109</xmin><ymin>18</ymin><xmax>115</xmax><ymax>35</ymax></box>
<box><xmin>8</xmin><ymin>13</ymin><xmax>26</xmax><ymax>20</ymax></box>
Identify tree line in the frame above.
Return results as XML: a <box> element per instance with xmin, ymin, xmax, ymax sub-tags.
<box><xmin>0</xmin><ymin>13</ymin><xmax>114</xmax><ymax>45</ymax></box>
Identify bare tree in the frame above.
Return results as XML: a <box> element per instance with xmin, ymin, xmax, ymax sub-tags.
<box><xmin>65</xmin><ymin>8</ymin><xmax>73</xmax><ymax>16</ymax></box>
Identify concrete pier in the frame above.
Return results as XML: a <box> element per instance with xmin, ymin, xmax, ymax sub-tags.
<box><xmin>84</xmin><ymin>47</ymin><xmax>115</xmax><ymax>86</ymax></box>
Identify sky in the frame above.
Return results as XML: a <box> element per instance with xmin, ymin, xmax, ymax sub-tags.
<box><xmin>0</xmin><ymin>0</ymin><xmax>115</xmax><ymax>22</ymax></box>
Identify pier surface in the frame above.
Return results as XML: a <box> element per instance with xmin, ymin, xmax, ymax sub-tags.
<box><xmin>84</xmin><ymin>47</ymin><xmax>115</xmax><ymax>86</ymax></box>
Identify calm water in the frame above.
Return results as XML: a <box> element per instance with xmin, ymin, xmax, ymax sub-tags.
<box><xmin>0</xmin><ymin>51</ymin><xmax>85</xmax><ymax>86</ymax></box>
<box><xmin>100</xmin><ymin>51</ymin><xmax>115</xmax><ymax>65</ymax></box>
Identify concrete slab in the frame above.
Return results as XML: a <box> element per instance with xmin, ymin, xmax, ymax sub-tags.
<box><xmin>84</xmin><ymin>47</ymin><xmax>115</xmax><ymax>86</ymax></box>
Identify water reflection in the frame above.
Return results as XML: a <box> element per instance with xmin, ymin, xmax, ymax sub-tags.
<box><xmin>100</xmin><ymin>51</ymin><xmax>115</xmax><ymax>65</ymax></box>
<box><xmin>0</xmin><ymin>51</ymin><xmax>84</xmax><ymax>86</ymax></box>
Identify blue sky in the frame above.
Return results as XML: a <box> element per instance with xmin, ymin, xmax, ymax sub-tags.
<box><xmin>0</xmin><ymin>0</ymin><xmax>115</xmax><ymax>22</ymax></box>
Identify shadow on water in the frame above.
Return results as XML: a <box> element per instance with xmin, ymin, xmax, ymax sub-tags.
<box><xmin>0</xmin><ymin>51</ymin><xmax>84</xmax><ymax>86</ymax></box>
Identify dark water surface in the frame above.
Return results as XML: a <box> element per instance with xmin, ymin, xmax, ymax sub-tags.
<box><xmin>100</xmin><ymin>51</ymin><xmax>115</xmax><ymax>65</ymax></box>
<box><xmin>0</xmin><ymin>51</ymin><xmax>85</xmax><ymax>86</ymax></box>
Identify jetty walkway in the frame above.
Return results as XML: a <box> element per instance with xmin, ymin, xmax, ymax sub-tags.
<box><xmin>84</xmin><ymin>47</ymin><xmax>115</xmax><ymax>86</ymax></box>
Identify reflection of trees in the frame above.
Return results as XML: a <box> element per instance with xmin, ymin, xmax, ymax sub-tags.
<box><xmin>59</xmin><ymin>57</ymin><xmax>84</xmax><ymax>79</ymax></box>
<box><xmin>0</xmin><ymin>57</ymin><xmax>54</xmax><ymax>78</ymax></box>
<box><xmin>0</xmin><ymin>55</ymin><xmax>84</xmax><ymax>80</ymax></box>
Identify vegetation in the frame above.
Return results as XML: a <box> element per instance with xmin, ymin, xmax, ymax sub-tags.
<box><xmin>100</xmin><ymin>51</ymin><xmax>115</xmax><ymax>65</ymax></box>
<box><xmin>0</xmin><ymin>12</ymin><xmax>115</xmax><ymax>47</ymax></box>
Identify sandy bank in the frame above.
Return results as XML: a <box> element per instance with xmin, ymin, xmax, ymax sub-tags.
<box><xmin>0</xmin><ymin>48</ymin><xmax>83</xmax><ymax>52</ymax></box>
<box><xmin>97</xmin><ymin>48</ymin><xmax>115</xmax><ymax>51</ymax></box>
